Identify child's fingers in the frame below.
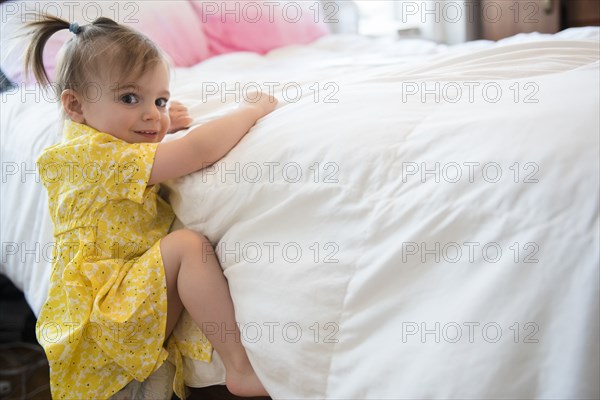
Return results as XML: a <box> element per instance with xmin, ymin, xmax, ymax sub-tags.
<box><xmin>170</xmin><ymin>111</ymin><xmax>187</xmax><ymax>119</ymax></box>
<box><xmin>167</xmin><ymin>99</ymin><xmax>193</xmax><ymax>133</ymax></box>
<box><xmin>173</xmin><ymin>115</ymin><xmax>193</xmax><ymax>123</ymax></box>
<box><xmin>168</xmin><ymin>101</ymin><xmax>189</xmax><ymax>114</ymax></box>
<box><xmin>170</xmin><ymin>107</ymin><xmax>188</xmax><ymax>115</ymax></box>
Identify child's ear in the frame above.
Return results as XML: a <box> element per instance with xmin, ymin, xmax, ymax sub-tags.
<box><xmin>61</xmin><ymin>89</ymin><xmax>85</xmax><ymax>123</ymax></box>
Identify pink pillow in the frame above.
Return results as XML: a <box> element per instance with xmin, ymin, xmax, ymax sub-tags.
<box><xmin>0</xmin><ymin>1</ymin><xmax>210</xmax><ymax>85</ymax></box>
<box><xmin>189</xmin><ymin>0</ymin><xmax>330</xmax><ymax>56</ymax></box>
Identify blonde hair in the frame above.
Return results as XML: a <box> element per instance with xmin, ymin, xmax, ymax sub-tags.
<box><xmin>24</xmin><ymin>14</ymin><xmax>165</xmax><ymax>98</ymax></box>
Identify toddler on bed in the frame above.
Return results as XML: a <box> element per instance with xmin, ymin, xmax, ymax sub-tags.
<box><xmin>25</xmin><ymin>14</ymin><xmax>276</xmax><ymax>399</ymax></box>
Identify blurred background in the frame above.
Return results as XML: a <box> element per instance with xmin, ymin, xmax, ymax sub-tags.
<box><xmin>337</xmin><ymin>0</ymin><xmax>599</xmax><ymax>43</ymax></box>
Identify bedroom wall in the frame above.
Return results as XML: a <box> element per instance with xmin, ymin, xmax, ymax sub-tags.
<box><xmin>352</xmin><ymin>0</ymin><xmax>478</xmax><ymax>43</ymax></box>
<box><xmin>349</xmin><ymin>0</ymin><xmax>600</xmax><ymax>43</ymax></box>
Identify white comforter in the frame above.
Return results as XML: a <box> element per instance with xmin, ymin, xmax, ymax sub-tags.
<box><xmin>2</xmin><ymin>29</ymin><xmax>599</xmax><ymax>399</ymax></box>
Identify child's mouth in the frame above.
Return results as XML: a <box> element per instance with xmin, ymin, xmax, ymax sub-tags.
<box><xmin>135</xmin><ymin>130</ymin><xmax>158</xmax><ymax>138</ymax></box>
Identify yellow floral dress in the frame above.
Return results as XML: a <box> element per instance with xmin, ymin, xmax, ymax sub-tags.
<box><xmin>36</xmin><ymin>120</ymin><xmax>212</xmax><ymax>399</ymax></box>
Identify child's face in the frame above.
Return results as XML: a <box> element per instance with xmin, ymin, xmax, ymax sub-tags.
<box><xmin>76</xmin><ymin>62</ymin><xmax>171</xmax><ymax>143</ymax></box>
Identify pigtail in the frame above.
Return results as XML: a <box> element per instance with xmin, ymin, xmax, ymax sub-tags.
<box><xmin>24</xmin><ymin>14</ymin><xmax>72</xmax><ymax>86</ymax></box>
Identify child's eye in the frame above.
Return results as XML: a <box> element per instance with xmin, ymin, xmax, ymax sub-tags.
<box><xmin>155</xmin><ymin>98</ymin><xmax>168</xmax><ymax>108</ymax></box>
<box><xmin>120</xmin><ymin>93</ymin><xmax>139</xmax><ymax>104</ymax></box>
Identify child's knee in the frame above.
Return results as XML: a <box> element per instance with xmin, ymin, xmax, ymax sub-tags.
<box><xmin>167</xmin><ymin>229</ymin><xmax>214</xmax><ymax>259</ymax></box>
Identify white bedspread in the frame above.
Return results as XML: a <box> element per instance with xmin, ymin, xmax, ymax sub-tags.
<box><xmin>2</xmin><ymin>29</ymin><xmax>599</xmax><ymax>399</ymax></box>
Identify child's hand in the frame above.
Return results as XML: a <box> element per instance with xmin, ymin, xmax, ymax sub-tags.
<box><xmin>167</xmin><ymin>100</ymin><xmax>194</xmax><ymax>133</ymax></box>
<box><xmin>242</xmin><ymin>92</ymin><xmax>278</xmax><ymax>119</ymax></box>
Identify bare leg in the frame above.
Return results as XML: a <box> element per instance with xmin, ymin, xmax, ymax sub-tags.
<box><xmin>160</xmin><ymin>229</ymin><xmax>267</xmax><ymax>397</ymax></box>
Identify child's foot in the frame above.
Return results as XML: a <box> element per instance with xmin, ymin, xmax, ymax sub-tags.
<box><xmin>225</xmin><ymin>368</ymin><xmax>269</xmax><ymax>397</ymax></box>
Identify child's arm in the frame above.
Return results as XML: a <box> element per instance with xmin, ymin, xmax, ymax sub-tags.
<box><xmin>148</xmin><ymin>93</ymin><xmax>277</xmax><ymax>185</ymax></box>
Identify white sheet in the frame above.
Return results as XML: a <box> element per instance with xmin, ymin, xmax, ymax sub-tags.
<box><xmin>1</xmin><ymin>28</ymin><xmax>599</xmax><ymax>399</ymax></box>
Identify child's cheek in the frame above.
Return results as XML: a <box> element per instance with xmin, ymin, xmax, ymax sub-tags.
<box><xmin>160</xmin><ymin>114</ymin><xmax>170</xmax><ymax>136</ymax></box>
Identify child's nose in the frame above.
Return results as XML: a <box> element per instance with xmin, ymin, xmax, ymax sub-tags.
<box><xmin>142</xmin><ymin>104</ymin><xmax>160</xmax><ymax>121</ymax></box>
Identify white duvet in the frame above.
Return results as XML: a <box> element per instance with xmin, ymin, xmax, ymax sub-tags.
<box><xmin>1</xmin><ymin>29</ymin><xmax>599</xmax><ymax>399</ymax></box>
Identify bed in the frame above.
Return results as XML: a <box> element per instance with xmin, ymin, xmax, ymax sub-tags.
<box><xmin>1</xmin><ymin>1</ymin><xmax>599</xmax><ymax>399</ymax></box>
